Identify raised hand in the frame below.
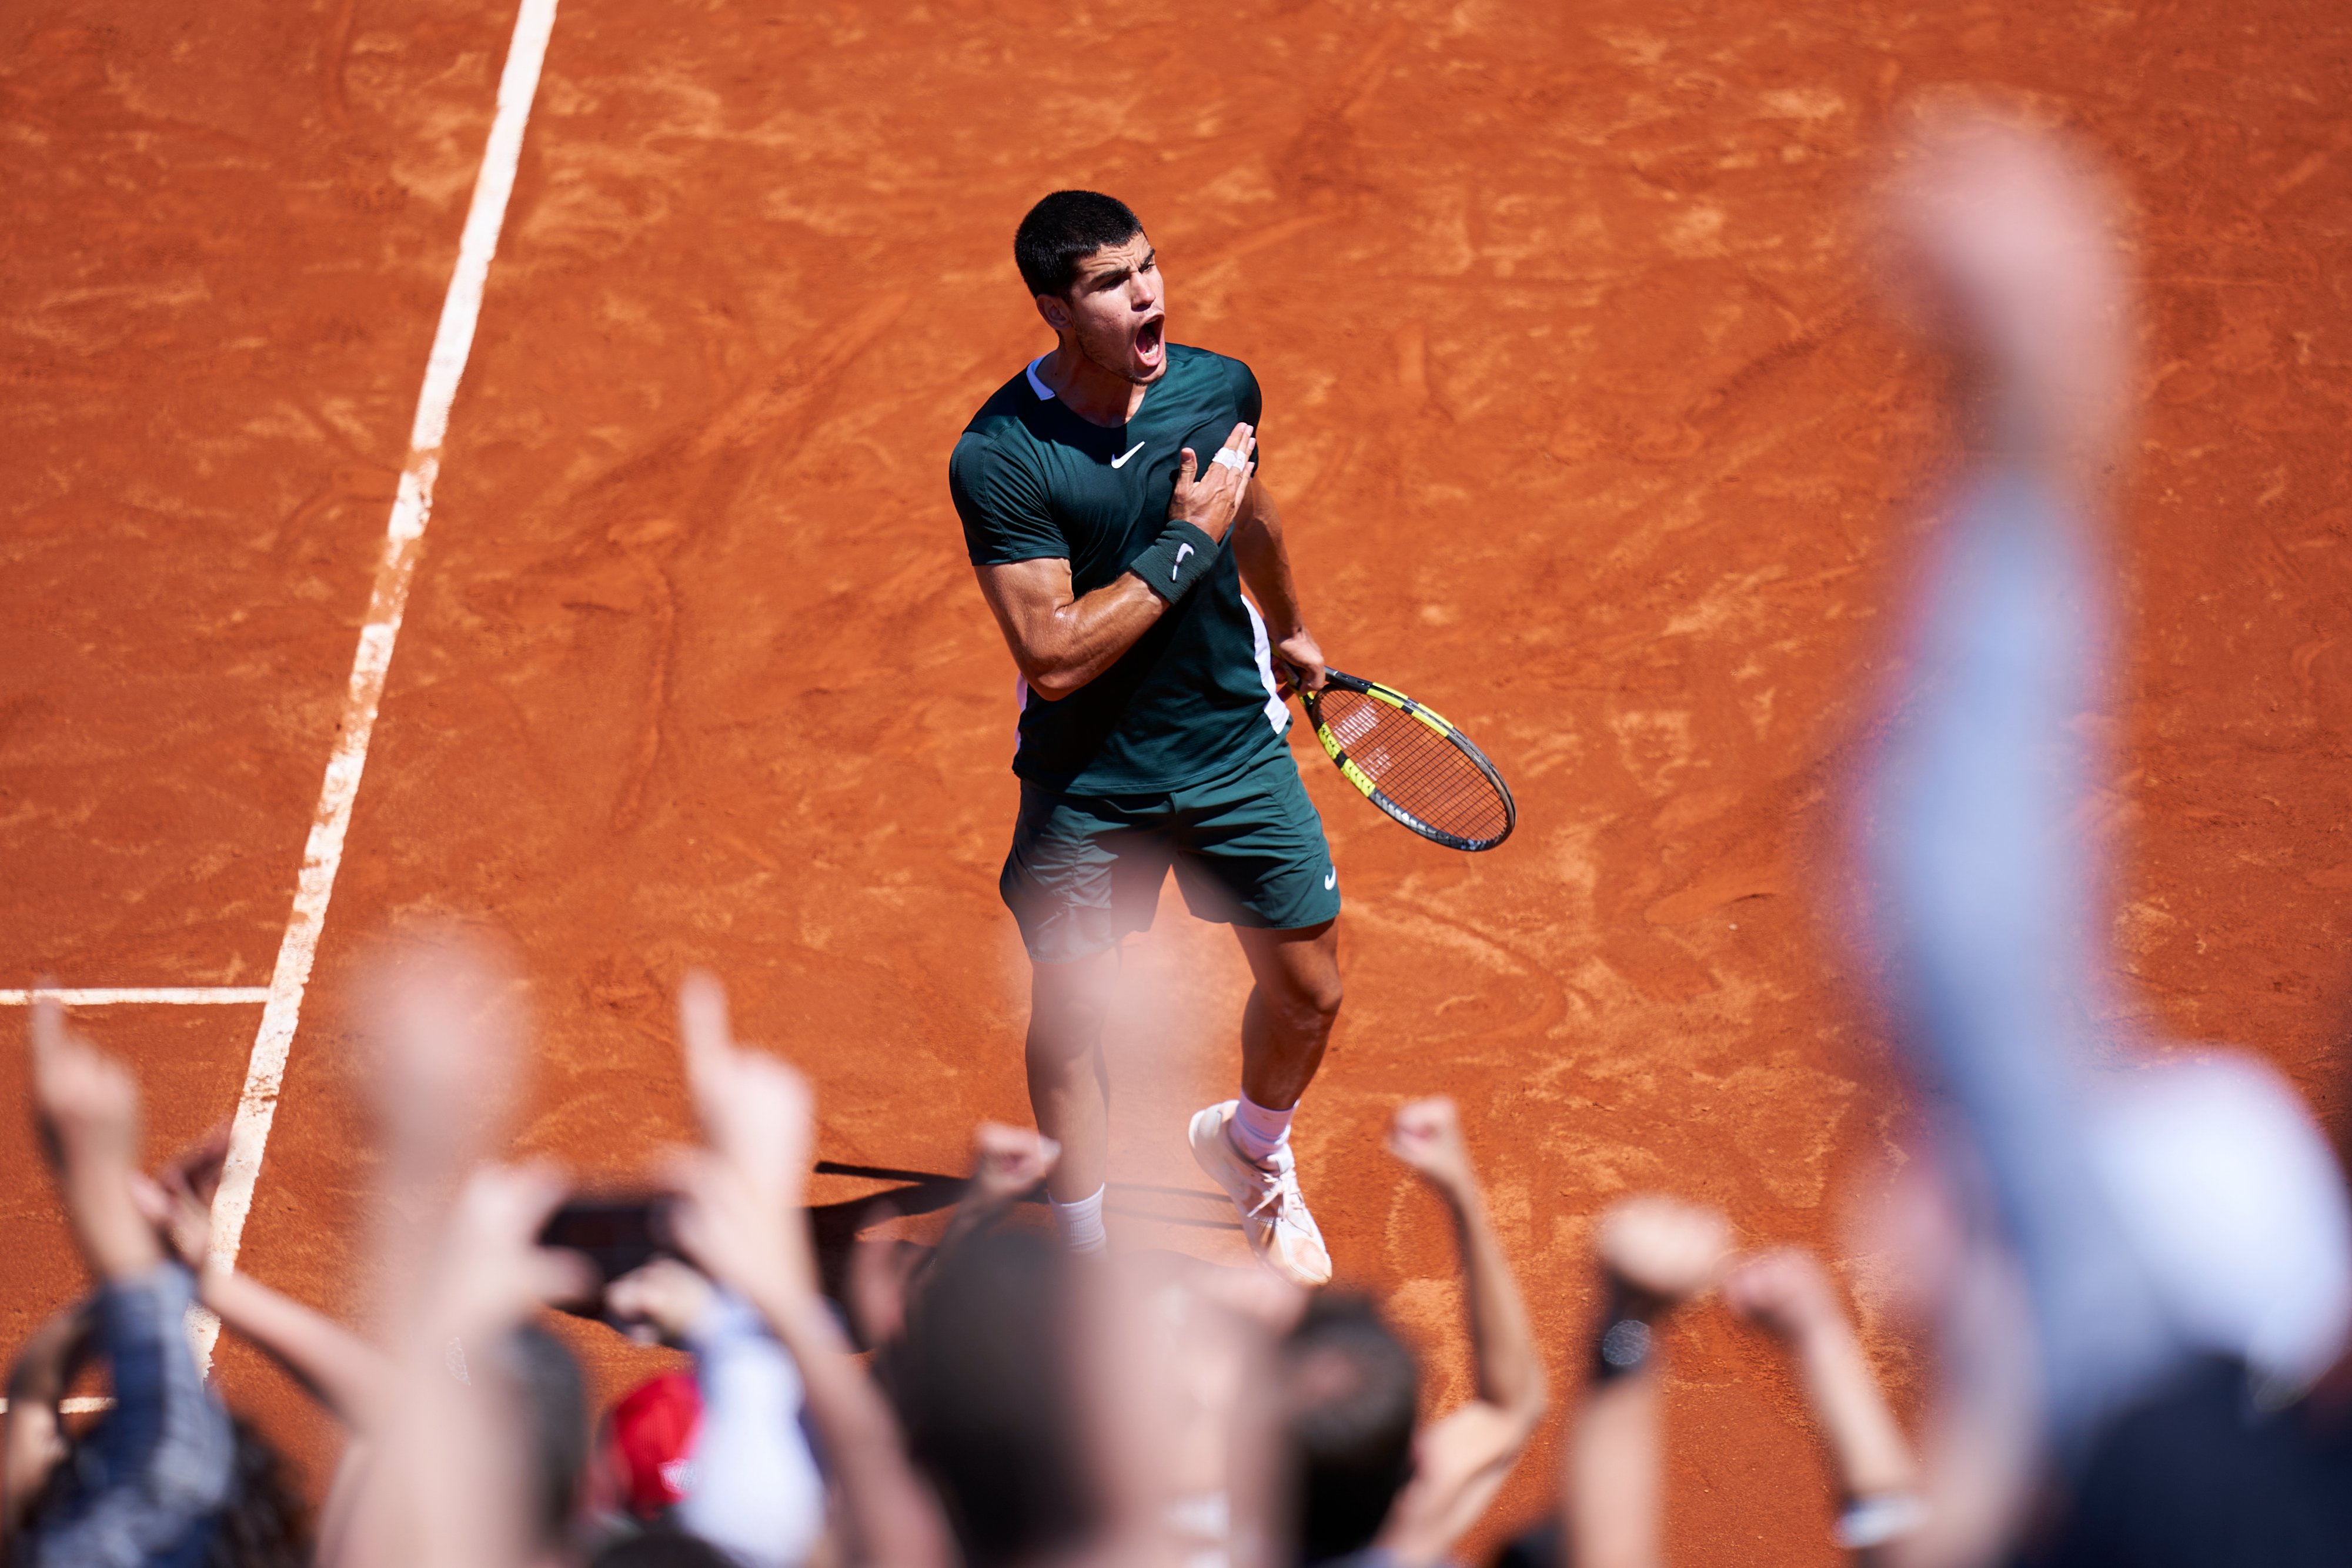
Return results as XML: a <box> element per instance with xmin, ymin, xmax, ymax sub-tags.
<box><xmin>662</xmin><ymin>1145</ymin><xmax>820</xmax><ymax>1308</ymax></box>
<box><xmin>934</xmin><ymin>1122</ymin><xmax>1063</xmax><ymax>1268</ymax></box>
<box><xmin>970</xmin><ymin>1121</ymin><xmax>1059</xmax><ymax>1206</ymax></box>
<box><xmin>1596</xmin><ymin>1195</ymin><xmax>1731</xmax><ymax>1310</ymax></box>
<box><xmin>362</xmin><ymin>931</ymin><xmax>527</xmax><ymax>1182</ymax></box>
<box><xmin>1169</xmin><ymin>420</ymin><xmax>1257</xmax><ymax>543</ymax></box>
<box><xmin>420</xmin><ymin>1161</ymin><xmax>593</xmax><ymax>1342</ymax></box>
<box><xmin>606</xmin><ymin>1256</ymin><xmax>717</xmax><ymax>1347</ymax></box>
<box><xmin>129</xmin><ymin>1123</ymin><xmax>230</xmax><ymax>1274</ymax></box>
<box><xmin>1884</xmin><ymin>113</ymin><xmax>2131</xmax><ymax>483</ymax></box>
<box><xmin>1723</xmin><ymin>1246</ymin><xmax>1845</xmax><ymax>1345</ymax></box>
<box><xmin>29</xmin><ymin>995</ymin><xmax>141</xmax><ymax>1176</ymax></box>
<box><xmin>1388</xmin><ymin>1096</ymin><xmax>1479</xmax><ymax>1200</ymax></box>
<box><xmin>29</xmin><ymin>997</ymin><xmax>161</xmax><ymax>1281</ymax></box>
<box><xmin>679</xmin><ymin>969</ymin><xmax>811</xmax><ymax>1209</ymax></box>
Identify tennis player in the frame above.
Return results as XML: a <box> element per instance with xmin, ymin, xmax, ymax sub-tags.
<box><xmin>947</xmin><ymin>190</ymin><xmax>1341</xmax><ymax>1285</ymax></box>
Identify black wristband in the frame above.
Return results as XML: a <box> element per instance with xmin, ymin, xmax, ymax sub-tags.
<box><xmin>1128</xmin><ymin>519</ymin><xmax>1220</xmax><ymax>604</ymax></box>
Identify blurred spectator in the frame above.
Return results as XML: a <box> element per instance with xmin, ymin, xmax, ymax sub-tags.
<box><xmin>601</xmin><ymin>1256</ymin><xmax>828</xmax><ymax>1568</ymax></box>
<box><xmin>890</xmin><ymin>1226</ymin><xmax>1096</xmax><ymax>1568</ymax></box>
<box><xmin>836</xmin><ymin>1121</ymin><xmax>1087</xmax><ymax>1568</ymax></box>
<box><xmin>131</xmin><ymin>1121</ymin><xmax>392</xmax><ymax>1563</ymax></box>
<box><xmin>1860</xmin><ymin>113</ymin><xmax>2352</xmax><ymax>1565</ymax></box>
<box><xmin>323</xmin><ymin>950</ymin><xmax>953</xmax><ymax>1568</ymax></box>
<box><xmin>1558</xmin><ymin>1196</ymin><xmax>1729</xmax><ymax>1568</ymax></box>
<box><xmin>653</xmin><ymin>971</ymin><xmax>953</xmax><ymax>1568</ymax></box>
<box><xmin>499</xmin><ymin>1322</ymin><xmax>591</xmax><ymax>1560</ymax></box>
<box><xmin>6</xmin><ymin>998</ymin><xmax>243</xmax><ymax>1567</ymax></box>
<box><xmin>587</xmin><ymin>1529</ymin><xmax>741</xmax><ymax>1568</ymax></box>
<box><xmin>1277</xmin><ymin>1096</ymin><xmax>1546</xmax><ymax>1568</ymax></box>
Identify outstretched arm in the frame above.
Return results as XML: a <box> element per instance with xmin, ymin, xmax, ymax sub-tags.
<box><xmin>1725</xmin><ymin>1249</ymin><xmax>1920</xmax><ymax>1556</ymax></box>
<box><xmin>24</xmin><ymin>1000</ymin><xmax>238</xmax><ymax>1565</ymax></box>
<box><xmin>1565</xmin><ymin>1196</ymin><xmax>1730</xmax><ymax>1568</ymax></box>
<box><xmin>973</xmin><ymin>423</ymin><xmax>1258</xmax><ymax>700</ymax></box>
<box><xmin>1867</xmin><ymin>116</ymin><xmax>2171</xmax><ymax>1457</ymax></box>
<box><xmin>135</xmin><ymin>1126</ymin><xmax>390</xmax><ymax>1430</ymax></box>
<box><xmin>201</xmin><ymin>1273</ymin><xmax>389</xmax><ymax>1427</ymax></box>
<box><xmin>31</xmin><ymin>999</ymin><xmax>162</xmax><ymax>1285</ymax></box>
<box><xmin>1374</xmin><ymin>1098</ymin><xmax>1546</xmax><ymax>1568</ymax></box>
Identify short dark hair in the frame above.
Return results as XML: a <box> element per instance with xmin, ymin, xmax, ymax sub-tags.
<box><xmin>589</xmin><ymin>1528</ymin><xmax>741</xmax><ymax>1568</ymax></box>
<box><xmin>1279</xmin><ymin>1292</ymin><xmax>1422</xmax><ymax>1564</ymax></box>
<box><xmin>886</xmin><ymin>1228</ymin><xmax>1100</xmax><ymax>1568</ymax></box>
<box><xmin>1014</xmin><ymin>190</ymin><xmax>1145</xmax><ymax>299</ymax></box>
<box><xmin>206</xmin><ymin>1416</ymin><xmax>312</xmax><ymax>1568</ymax></box>
<box><xmin>496</xmin><ymin>1323</ymin><xmax>590</xmax><ymax>1555</ymax></box>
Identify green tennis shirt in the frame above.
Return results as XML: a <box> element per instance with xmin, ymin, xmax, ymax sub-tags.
<box><xmin>949</xmin><ymin>344</ymin><xmax>1291</xmax><ymax>795</ymax></box>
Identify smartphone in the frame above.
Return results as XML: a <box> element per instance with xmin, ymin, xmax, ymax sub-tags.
<box><xmin>536</xmin><ymin>1193</ymin><xmax>676</xmax><ymax>1287</ymax></box>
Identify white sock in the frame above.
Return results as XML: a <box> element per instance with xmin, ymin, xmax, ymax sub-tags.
<box><xmin>1051</xmin><ymin>1186</ymin><xmax>1108</xmax><ymax>1254</ymax></box>
<box><xmin>1229</xmin><ymin>1092</ymin><xmax>1294</xmax><ymax>1166</ymax></box>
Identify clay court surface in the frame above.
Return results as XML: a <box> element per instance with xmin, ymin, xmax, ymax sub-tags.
<box><xmin>5</xmin><ymin>1</ymin><xmax>2350</xmax><ymax>1561</ymax></box>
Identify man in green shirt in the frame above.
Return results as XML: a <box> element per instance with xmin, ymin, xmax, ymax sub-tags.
<box><xmin>948</xmin><ymin>190</ymin><xmax>1342</xmax><ymax>1285</ymax></box>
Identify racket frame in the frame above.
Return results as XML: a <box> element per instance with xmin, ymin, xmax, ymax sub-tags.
<box><xmin>1300</xmin><ymin>669</ymin><xmax>1516</xmax><ymax>851</ymax></box>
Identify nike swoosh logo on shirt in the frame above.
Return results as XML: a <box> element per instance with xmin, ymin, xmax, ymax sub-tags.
<box><xmin>1171</xmin><ymin>543</ymin><xmax>1194</xmax><ymax>579</ymax></box>
<box><xmin>1111</xmin><ymin>441</ymin><xmax>1147</xmax><ymax>469</ymax></box>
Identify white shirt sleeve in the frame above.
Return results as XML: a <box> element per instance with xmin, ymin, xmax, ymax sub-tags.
<box><xmin>675</xmin><ymin>1289</ymin><xmax>830</xmax><ymax>1568</ymax></box>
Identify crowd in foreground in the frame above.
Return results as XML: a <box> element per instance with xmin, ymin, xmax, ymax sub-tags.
<box><xmin>12</xmin><ymin>117</ymin><xmax>2352</xmax><ymax>1568</ymax></box>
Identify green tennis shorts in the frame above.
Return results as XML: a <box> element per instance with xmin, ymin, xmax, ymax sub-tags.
<box><xmin>1001</xmin><ymin>738</ymin><xmax>1341</xmax><ymax>965</ymax></box>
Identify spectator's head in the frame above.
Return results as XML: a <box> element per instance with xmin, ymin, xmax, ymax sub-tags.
<box><xmin>588</xmin><ymin>1527</ymin><xmax>741</xmax><ymax>1568</ymax></box>
<box><xmin>1277</xmin><ymin>1291</ymin><xmax>1422</xmax><ymax>1564</ymax></box>
<box><xmin>496</xmin><ymin>1321</ymin><xmax>590</xmax><ymax>1556</ymax></box>
<box><xmin>890</xmin><ymin>1227</ymin><xmax>1100</xmax><ymax>1568</ymax></box>
<box><xmin>9</xmin><ymin>1403</ymin><xmax>296</xmax><ymax>1568</ymax></box>
<box><xmin>206</xmin><ymin>1416</ymin><xmax>311</xmax><ymax>1568</ymax></box>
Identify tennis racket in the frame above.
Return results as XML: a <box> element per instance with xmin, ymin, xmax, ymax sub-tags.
<box><xmin>1289</xmin><ymin>668</ymin><xmax>1516</xmax><ymax>852</ymax></box>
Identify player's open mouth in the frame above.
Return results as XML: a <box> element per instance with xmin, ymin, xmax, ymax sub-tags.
<box><xmin>1135</xmin><ymin>314</ymin><xmax>1165</xmax><ymax>363</ymax></box>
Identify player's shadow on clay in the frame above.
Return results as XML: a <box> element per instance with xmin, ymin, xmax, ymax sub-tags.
<box><xmin>807</xmin><ymin>1159</ymin><xmax>1237</xmax><ymax>1305</ymax></box>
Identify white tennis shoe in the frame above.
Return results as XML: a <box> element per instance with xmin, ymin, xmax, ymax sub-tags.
<box><xmin>1188</xmin><ymin>1101</ymin><xmax>1332</xmax><ymax>1287</ymax></box>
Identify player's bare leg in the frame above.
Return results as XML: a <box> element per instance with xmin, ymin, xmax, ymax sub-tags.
<box><xmin>1024</xmin><ymin>946</ymin><xmax>1118</xmax><ymax>1246</ymax></box>
<box><xmin>1190</xmin><ymin>919</ymin><xmax>1342</xmax><ymax>1285</ymax></box>
<box><xmin>1235</xmin><ymin>920</ymin><xmax>1342</xmax><ymax>1109</ymax></box>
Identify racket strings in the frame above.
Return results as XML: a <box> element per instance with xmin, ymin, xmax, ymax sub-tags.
<box><xmin>1316</xmin><ymin>690</ymin><xmax>1510</xmax><ymax>844</ymax></box>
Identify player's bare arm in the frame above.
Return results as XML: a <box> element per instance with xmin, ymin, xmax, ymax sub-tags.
<box><xmin>1231</xmin><ymin>480</ymin><xmax>1329</xmax><ymax>693</ymax></box>
<box><xmin>972</xmin><ymin>420</ymin><xmax>1258</xmax><ymax>700</ymax></box>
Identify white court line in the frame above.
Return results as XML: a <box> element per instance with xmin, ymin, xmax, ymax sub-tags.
<box><xmin>192</xmin><ymin>0</ymin><xmax>562</xmax><ymax>1373</ymax></box>
<box><xmin>0</xmin><ymin>988</ymin><xmax>270</xmax><ymax>1007</ymax></box>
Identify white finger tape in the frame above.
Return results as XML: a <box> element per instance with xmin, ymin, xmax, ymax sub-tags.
<box><xmin>1212</xmin><ymin>447</ymin><xmax>1247</xmax><ymax>472</ymax></box>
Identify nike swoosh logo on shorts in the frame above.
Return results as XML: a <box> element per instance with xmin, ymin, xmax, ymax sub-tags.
<box><xmin>1111</xmin><ymin>441</ymin><xmax>1146</xmax><ymax>468</ymax></box>
<box><xmin>1324</xmin><ymin>868</ymin><xmax>1337</xmax><ymax>890</ymax></box>
<box><xmin>1172</xmin><ymin>543</ymin><xmax>1194</xmax><ymax>579</ymax></box>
